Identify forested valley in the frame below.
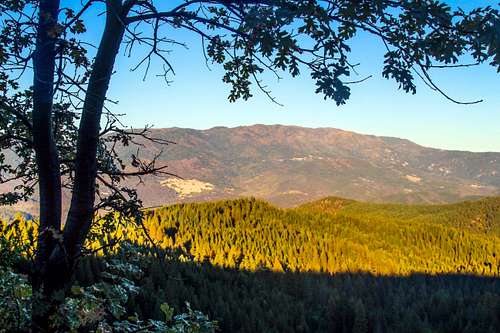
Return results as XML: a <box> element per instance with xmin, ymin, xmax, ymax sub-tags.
<box><xmin>2</xmin><ymin>197</ymin><xmax>499</xmax><ymax>332</ymax></box>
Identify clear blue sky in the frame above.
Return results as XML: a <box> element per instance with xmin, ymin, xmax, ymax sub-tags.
<box><xmin>94</xmin><ymin>1</ymin><xmax>499</xmax><ymax>152</ymax></box>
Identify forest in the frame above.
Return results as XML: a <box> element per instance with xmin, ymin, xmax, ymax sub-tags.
<box><xmin>1</xmin><ymin>196</ymin><xmax>499</xmax><ymax>332</ymax></box>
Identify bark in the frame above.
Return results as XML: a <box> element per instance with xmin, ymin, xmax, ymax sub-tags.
<box><xmin>30</xmin><ymin>1</ymin><xmax>127</xmax><ymax>331</ymax></box>
<box><xmin>31</xmin><ymin>0</ymin><xmax>63</xmax><ymax>331</ymax></box>
<box><xmin>63</xmin><ymin>0</ymin><xmax>126</xmax><ymax>262</ymax></box>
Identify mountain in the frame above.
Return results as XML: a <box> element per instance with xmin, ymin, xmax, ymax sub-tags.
<box><xmin>113</xmin><ymin>124</ymin><xmax>500</xmax><ymax>208</ymax></box>
<box><xmin>2</xmin><ymin>124</ymin><xmax>500</xmax><ymax>213</ymax></box>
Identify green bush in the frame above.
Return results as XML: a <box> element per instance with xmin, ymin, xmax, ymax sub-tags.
<box><xmin>0</xmin><ymin>240</ymin><xmax>217</xmax><ymax>333</ymax></box>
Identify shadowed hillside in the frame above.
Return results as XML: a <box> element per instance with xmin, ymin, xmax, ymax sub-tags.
<box><xmin>76</xmin><ymin>254</ymin><xmax>500</xmax><ymax>333</ymax></box>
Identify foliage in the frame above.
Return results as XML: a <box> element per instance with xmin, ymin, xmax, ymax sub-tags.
<box><xmin>3</xmin><ymin>197</ymin><xmax>500</xmax><ymax>276</ymax></box>
<box><xmin>82</xmin><ymin>197</ymin><xmax>500</xmax><ymax>276</ymax></box>
<box><xmin>121</xmin><ymin>257</ymin><xmax>500</xmax><ymax>333</ymax></box>
<box><xmin>2</xmin><ymin>196</ymin><xmax>500</xmax><ymax>332</ymax></box>
<box><xmin>81</xmin><ymin>196</ymin><xmax>500</xmax><ymax>332</ymax></box>
<box><xmin>299</xmin><ymin>196</ymin><xmax>500</xmax><ymax>234</ymax></box>
<box><xmin>0</xmin><ymin>267</ymin><xmax>31</xmax><ymax>332</ymax></box>
<box><xmin>0</xmin><ymin>236</ymin><xmax>217</xmax><ymax>333</ymax></box>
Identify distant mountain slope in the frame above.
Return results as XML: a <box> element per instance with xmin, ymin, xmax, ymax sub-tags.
<box><xmin>2</xmin><ymin>124</ymin><xmax>500</xmax><ymax>213</ymax></box>
<box><xmin>113</xmin><ymin>125</ymin><xmax>500</xmax><ymax>208</ymax></box>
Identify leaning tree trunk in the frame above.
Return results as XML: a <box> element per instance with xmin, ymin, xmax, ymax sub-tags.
<box><xmin>31</xmin><ymin>0</ymin><xmax>63</xmax><ymax>331</ymax></box>
<box><xmin>63</xmin><ymin>0</ymin><xmax>125</xmax><ymax>263</ymax></box>
<box><xmin>31</xmin><ymin>1</ymin><xmax>127</xmax><ymax>331</ymax></box>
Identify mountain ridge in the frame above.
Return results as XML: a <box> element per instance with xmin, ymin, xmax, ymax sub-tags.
<box><xmin>2</xmin><ymin>124</ymin><xmax>499</xmax><ymax>213</ymax></box>
<box><xmin>163</xmin><ymin>124</ymin><xmax>499</xmax><ymax>153</ymax></box>
<box><xmin>115</xmin><ymin>124</ymin><xmax>500</xmax><ymax>208</ymax></box>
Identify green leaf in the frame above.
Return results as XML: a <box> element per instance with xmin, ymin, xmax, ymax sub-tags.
<box><xmin>160</xmin><ymin>302</ymin><xmax>174</xmax><ymax>322</ymax></box>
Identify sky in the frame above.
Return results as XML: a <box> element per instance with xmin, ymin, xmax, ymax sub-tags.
<box><xmin>96</xmin><ymin>1</ymin><xmax>499</xmax><ymax>152</ymax></box>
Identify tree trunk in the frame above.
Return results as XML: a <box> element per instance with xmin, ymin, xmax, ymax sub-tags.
<box><xmin>31</xmin><ymin>0</ymin><xmax>127</xmax><ymax>331</ymax></box>
<box><xmin>31</xmin><ymin>0</ymin><xmax>63</xmax><ymax>331</ymax></box>
<box><xmin>64</xmin><ymin>0</ymin><xmax>125</xmax><ymax>258</ymax></box>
